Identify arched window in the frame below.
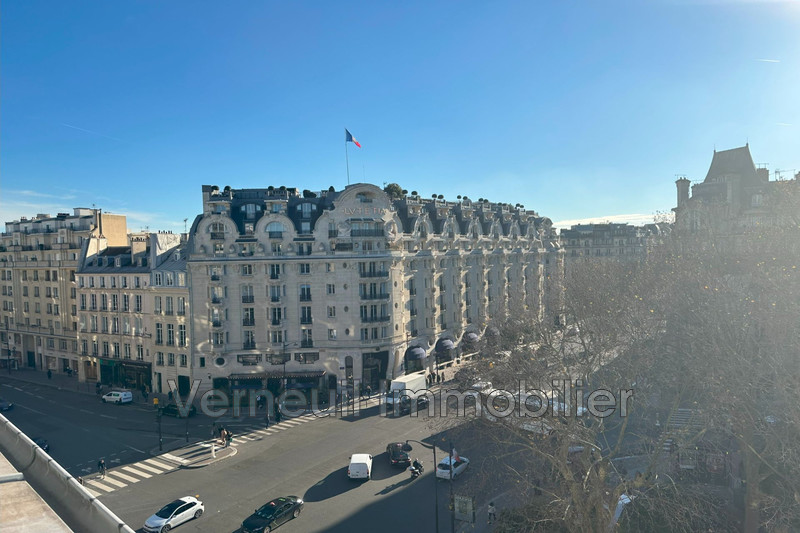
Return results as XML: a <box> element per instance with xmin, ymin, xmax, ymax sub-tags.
<box><xmin>266</xmin><ymin>222</ymin><xmax>285</xmax><ymax>239</ymax></box>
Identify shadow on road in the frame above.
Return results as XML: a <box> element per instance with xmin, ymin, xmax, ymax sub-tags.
<box><xmin>375</xmin><ymin>475</ymin><xmax>414</xmax><ymax>495</ymax></box>
<box><xmin>303</xmin><ymin>466</ymin><xmax>362</xmax><ymax>502</ymax></box>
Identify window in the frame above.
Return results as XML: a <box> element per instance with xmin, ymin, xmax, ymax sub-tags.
<box><xmin>165</xmin><ymin>272</ymin><xmax>174</xmax><ymax>286</ymax></box>
<box><xmin>167</xmin><ymin>324</ymin><xmax>175</xmax><ymax>345</ymax></box>
<box><xmin>168</xmin><ymin>353</ymin><xmax>175</xmax><ymax>366</ymax></box>
<box><xmin>327</xmin><ymin>306</ymin><xmax>336</xmax><ymax>318</ymax></box>
<box><xmin>242</xmin><ymin>264</ymin><xmax>253</xmax><ymax>276</ymax></box>
<box><xmin>326</xmin><ymin>263</ymin><xmax>333</xmax><ymax>272</ymax></box>
<box><xmin>178</xmin><ymin>297</ymin><xmax>186</xmax><ymax>315</ymax></box>
<box><xmin>328</xmin><ymin>329</ymin><xmax>337</xmax><ymax>340</ymax></box>
<box><xmin>327</xmin><ymin>284</ymin><xmax>335</xmax><ymax>295</ymax></box>
<box><xmin>269</xmin><ymin>264</ymin><xmax>281</xmax><ymax>279</ymax></box>
<box><xmin>121</xmin><ymin>276</ymin><xmax>127</xmax><ymax>288</ymax></box>
<box><xmin>199</xmin><ymin>357</ymin><xmax>205</xmax><ymax>368</ymax></box>
<box><xmin>111</xmin><ymin>294</ymin><xmax>118</xmax><ymax>311</ymax></box>
<box><xmin>296</xmin><ymin>352</ymin><xmax>319</xmax><ymax>364</ymax></box>
<box><xmin>177</xmin><ymin>273</ymin><xmax>186</xmax><ymax>286</ymax></box>
<box><xmin>299</xmin><ymin>263</ymin><xmax>311</xmax><ymax>275</ymax></box>
<box><xmin>301</xmin><ymin>306</ymin><xmax>312</xmax><ymax>324</ymax></box>
<box><xmin>134</xmin><ymin>277</ymin><xmax>141</xmax><ymax>288</ymax></box>
<box><xmin>124</xmin><ymin>344</ymin><xmax>131</xmax><ymax>359</ymax></box>
<box><xmin>179</xmin><ymin>354</ymin><xmax>187</xmax><ymax>367</ymax></box>
<box><xmin>154</xmin><ymin>296</ymin><xmax>162</xmax><ymax>314</ymax></box>
<box><xmin>301</xmin><ymin>329</ymin><xmax>313</xmax><ymax>347</ymax></box>
<box><xmin>156</xmin><ymin>352</ymin><xmax>164</xmax><ymax>366</ymax></box>
<box><xmin>156</xmin><ymin>323</ymin><xmax>163</xmax><ymax>345</ymax></box>
<box><xmin>165</xmin><ymin>297</ymin><xmax>173</xmax><ymax>315</ymax></box>
<box><xmin>123</xmin><ymin>294</ymin><xmax>130</xmax><ymax>312</ymax></box>
<box><xmin>113</xmin><ymin>342</ymin><xmax>120</xmax><ymax>357</ymax></box>
<box><xmin>299</xmin><ymin>285</ymin><xmax>311</xmax><ymax>301</ymax></box>
<box><xmin>137</xmin><ymin>345</ymin><xmax>144</xmax><ymax>361</ymax></box>
<box><xmin>271</xmin><ymin>307</ymin><xmax>283</xmax><ymax>325</ymax></box>
<box><xmin>178</xmin><ymin>325</ymin><xmax>187</xmax><ymax>346</ymax></box>
<box><xmin>99</xmin><ymin>276</ymin><xmax>105</xmax><ymax>288</ymax></box>
<box><xmin>135</xmin><ymin>295</ymin><xmax>142</xmax><ymax>312</ymax></box>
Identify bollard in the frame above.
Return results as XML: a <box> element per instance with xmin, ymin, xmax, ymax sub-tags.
<box><xmin>211</xmin><ymin>442</ymin><xmax>216</xmax><ymax>458</ymax></box>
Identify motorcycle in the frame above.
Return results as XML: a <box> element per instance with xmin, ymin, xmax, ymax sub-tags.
<box><xmin>409</xmin><ymin>461</ymin><xmax>424</xmax><ymax>479</ymax></box>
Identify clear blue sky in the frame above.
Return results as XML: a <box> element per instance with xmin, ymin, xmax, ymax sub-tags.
<box><xmin>2</xmin><ymin>1</ymin><xmax>798</xmax><ymax>232</ymax></box>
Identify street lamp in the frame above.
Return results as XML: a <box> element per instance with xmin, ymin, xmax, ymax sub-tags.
<box><xmin>404</xmin><ymin>439</ymin><xmax>439</xmax><ymax>533</ymax></box>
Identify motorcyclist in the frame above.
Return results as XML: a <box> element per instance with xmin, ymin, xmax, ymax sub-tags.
<box><xmin>412</xmin><ymin>458</ymin><xmax>423</xmax><ymax>473</ymax></box>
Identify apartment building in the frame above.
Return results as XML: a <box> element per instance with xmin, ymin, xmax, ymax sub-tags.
<box><xmin>560</xmin><ymin>222</ymin><xmax>668</xmax><ymax>272</ymax></box>
<box><xmin>187</xmin><ymin>183</ymin><xmax>563</xmax><ymax>399</ymax></box>
<box><xmin>0</xmin><ymin>209</ymin><xmax>126</xmax><ymax>374</ymax></box>
<box><xmin>76</xmin><ymin>231</ymin><xmax>186</xmax><ymax>392</ymax></box>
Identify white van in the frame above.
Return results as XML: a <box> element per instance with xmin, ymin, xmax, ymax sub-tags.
<box><xmin>347</xmin><ymin>453</ymin><xmax>373</xmax><ymax>480</ymax></box>
<box><xmin>101</xmin><ymin>390</ymin><xmax>133</xmax><ymax>404</ymax></box>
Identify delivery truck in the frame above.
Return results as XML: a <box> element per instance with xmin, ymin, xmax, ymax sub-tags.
<box><xmin>385</xmin><ymin>371</ymin><xmax>429</xmax><ymax>413</ymax></box>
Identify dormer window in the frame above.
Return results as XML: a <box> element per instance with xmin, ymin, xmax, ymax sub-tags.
<box><xmin>115</xmin><ymin>257</ymin><xmax>121</xmax><ymax>268</ymax></box>
<box><xmin>356</xmin><ymin>193</ymin><xmax>373</xmax><ymax>203</ymax></box>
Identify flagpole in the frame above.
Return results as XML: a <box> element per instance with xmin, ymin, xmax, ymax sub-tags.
<box><xmin>345</xmin><ymin>137</ymin><xmax>351</xmax><ymax>186</ymax></box>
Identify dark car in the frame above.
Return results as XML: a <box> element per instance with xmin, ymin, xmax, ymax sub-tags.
<box><xmin>242</xmin><ymin>496</ymin><xmax>304</xmax><ymax>533</ymax></box>
<box><xmin>0</xmin><ymin>398</ymin><xmax>14</xmax><ymax>411</ymax></box>
<box><xmin>160</xmin><ymin>403</ymin><xmax>197</xmax><ymax>417</ymax></box>
<box><xmin>398</xmin><ymin>395</ymin><xmax>430</xmax><ymax>415</ymax></box>
<box><xmin>386</xmin><ymin>442</ymin><xmax>410</xmax><ymax>467</ymax></box>
<box><xmin>33</xmin><ymin>438</ymin><xmax>49</xmax><ymax>452</ymax></box>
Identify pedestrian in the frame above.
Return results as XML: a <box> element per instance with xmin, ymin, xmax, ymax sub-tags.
<box><xmin>167</xmin><ymin>390</ymin><xmax>173</xmax><ymax>402</ymax></box>
<box><xmin>97</xmin><ymin>459</ymin><xmax>106</xmax><ymax>479</ymax></box>
<box><xmin>47</xmin><ymin>369</ymin><xmax>52</xmax><ymax>379</ymax></box>
<box><xmin>225</xmin><ymin>430</ymin><xmax>233</xmax><ymax>448</ymax></box>
<box><xmin>366</xmin><ymin>385</ymin><xmax>372</xmax><ymax>399</ymax></box>
<box><xmin>275</xmin><ymin>408</ymin><xmax>282</xmax><ymax>424</ymax></box>
<box><xmin>265</xmin><ymin>414</ymin><xmax>270</xmax><ymax>429</ymax></box>
<box><xmin>487</xmin><ymin>502</ymin><xmax>497</xmax><ymax>524</ymax></box>
<box><xmin>95</xmin><ymin>382</ymin><xmax>102</xmax><ymax>395</ymax></box>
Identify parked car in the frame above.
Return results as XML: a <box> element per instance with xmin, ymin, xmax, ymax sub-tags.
<box><xmin>386</xmin><ymin>442</ymin><xmax>411</xmax><ymax>467</ymax></box>
<box><xmin>347</xmin><ymin>453</ymin><xmax>373</xmax><ymax>480</ymax></box>
<box><xmin>101</xmin><ymin>390</ymin><xmax>133</xmax><ymax>404</ymax></box>
<box><xmin>0</xmin><ymin>398</ymin><xmax>14</xmax><ymax>411</ymax></box>
<box><xmin>33</xmin><ymin>438</ymin><xmax>49</xmax><ymax>452</ymax></box>
<box><xmin>160</xmin><ymin>403</ymin><xmax>197</xmax><ymax>417</ymax></box>
<box><xmin>241</xmin><ymin>496</ymin><xmax>304</xmax><ymax>533</ymax></box>
<box><xmin>398</xmin><ymin>395</ymin><xmax>430</xmax><ymax>415</ymax></box>
<box><xmin>143</xmin><ymin>496</ymin><xmax>204</xmax><ymax>533</ymax></box>
<box><xmin>435</xmin><ymin>456</ymin><xmax>470</xmax><ymax>480</ymax></box>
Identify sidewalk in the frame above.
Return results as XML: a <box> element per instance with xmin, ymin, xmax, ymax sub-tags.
<box><xmin>148</xmin><ymin>436</ymin><xmax>237</xmax><ymax>469</ymax></box>
<box><xmin>457</xmin><ymin>488</ymin><xmax>523</xmax><ymax>533</ymax></box>
<box><xmin>0</xmin><ymin>368</ymin><xmax>168</xmax><ymax>407</ymax></box>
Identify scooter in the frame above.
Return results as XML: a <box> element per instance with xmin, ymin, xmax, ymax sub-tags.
<box><xmin>409</xmin><ymin>461</ymin><xmax>424</xmax><ymax>479</ymax></box>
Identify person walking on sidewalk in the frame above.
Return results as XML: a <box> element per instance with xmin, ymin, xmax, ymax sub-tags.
<box><xmin>487</xmin><ymin>502</ymin><xmax>497</xmax><ymax>524</ymax></box>
<box><xmin>47</xmin><ymin>369</ymin><xmax>52</xmax><ymax>379</ymax></box>
<box><xmin>366</xmin><ymin>385</ymin><xmax>372</xmax><ymax>399</ymax></box>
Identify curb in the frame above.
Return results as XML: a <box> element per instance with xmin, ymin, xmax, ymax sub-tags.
<box><xmin>181</xmin><ymin>445</ymin><xmax>238</xmax><ymax>469</ymax></box>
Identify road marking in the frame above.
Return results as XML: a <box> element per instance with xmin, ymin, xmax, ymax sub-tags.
<box><xmin>132</xmin><ymin>462</ymin><xmax>167</xmax><ymax>475</ymax></box>
<box><xmin>106</xmin><ymin>471</ymin><xmax>139</xmax><ymax>483</ymax></box>
<box><xmin>85</xmin><ymin>487</ymin><xmax>102</xmax><ymax>498</ymax></box>
<box><xmin>99</xmin><ymin>414</ymin><xmax>116</xmax><ymax>420</ymax></box>
<box><xmin>80</xmin><ymin>409</ymin><xmax>93</xmax><ymax>414</ymax></box>
<box><xmin>98</xmin><ymin>476</ymin><xmax>127</xmax><ymax>488</ymax></box>
<box><xmin>34</xmin><ymin>395</ymin><xmax>44</xmax><ymax>399</ymax></box>
<box><xmin>161</xmin><ymin>453</ymin><xmax>189</xmax><ymax>465</ymax></box>
<box><xmin>147</xmin><ymin>458</ymin><xmax>178</xmax><ymax>470</ymax></box>
<box><xmin>16</xmin><ymin>404</ymin><xmax>48</xmax><ymax>416</ymax></box>
<box><xmin>86</xmin><ymin>480</ymin><xmax>116</xmax><ymax>492</ymax></box>
<box><xmin>124</xmin><ymin>444</ymin><xmax>145</xmax><ymax>454</ymax></box>
<box><xmin>122</xmin><ymin>465</ymin><xmax>152</xmax><ymax>478</ymax></box>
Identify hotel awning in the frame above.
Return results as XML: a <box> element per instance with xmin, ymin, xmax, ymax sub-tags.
<box><xmin>404</xmin><ymin>346</ymin><xmax>427</xmax><ymax>360</ymax></box>
<box><xmin>465</xmin><ymin>332</ymin><xmax>479</xmax><ymax>342</ymax></box>
<box><xmin>436</xmin><ymin>339</ymin><xmax>455</xmax><ymax>352</ymax></box>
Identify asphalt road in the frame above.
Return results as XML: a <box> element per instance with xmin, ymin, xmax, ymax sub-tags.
<box><xmin>99</xmin><ymin>402</ymin><xmax>486</xmax><ymax>533</ymax></box>
<box><xmin>0</xmin><ymin>378</ymin><xmax>213</xmax><ymax>477</ymax></box>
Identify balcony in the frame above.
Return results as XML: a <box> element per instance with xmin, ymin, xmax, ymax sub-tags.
<box><xmin>328</xmin><ymin>230</ymin><xmax>339</xmax><ymax>238</ymax></box>
<box><xmin>210</xmin><ymin>232</ymin><xmax>225</xmax><ymax>240</ymax></box>
<box><xmin>409</xmin><ymin>288</ymin><xmax>417</xmax><ymax>296</ymax></box>
<box><xmin>271</xmin><ymin>319</ymin><xmax>282</xmax><ymax>326</ymax></box>
<box><xmin>359</xmin><ymin>270</ymin><xmax>389</xmax><ymax>278</ymax></box>
<box><xmin>212</xmin><ymin>320</ymin><xmax>223</xmax><ymax>328</ymax></box>
<box><xmin>211</xmin><ymin>296</ymin><xmax>223</xmax><ymax>304</ymax></box>
<box><xmin>243</xmin><ymin>341</ymin><xmax>257</xmax><ymax>350</ymax></box>
<box><xmin>241</xmin><ymin>295</ymin><xmax>254</xmax><ymax>303</ymax></box>
<box><xmin>268</xmin><ymin>231</ymin><xmax>283</xmax><ymax>239</ymax></box>
<box><xmin>360</xmin><ymin>293</ymin><xmax>390</xmax><ymax>300</ymax></box>
<box><xmin>351</xmin><ymin>229</ymin><xmax>385</xmax><ymax>237</ymax></box>
<box><xmin>300</xmin><ymin>317</ymin><xmax>313</xmax><ymax>325</ymax></box>
<box><xmin>270</xmin><ymin>274</ymin><xmax>280</xmax><ymax>280</ymax></box>
<box><xmin>410</xmin><ymin>309</ymin><xmax>417</xmax><ymax>316</ymax></box>
<box><xmin>210</xmin><ymin>274</ymin><xmax>221</xmax><ymax>281</ymax></box>
<box><xmin>361</xmin><ymin>315</ymin><xmax>390</xmax><ymax>324</ymax></box>
<box><xmin>300</xmin><ymin>340</ymin><xmax>314</xmax><ymax>348</ymax></box>
<box><xmin>299</xmin><ymin>295</ymin><xmax>312</xmax><ymax>302</ymax></box>
<box><xmin>242</xmin><ymin>319</ymin><xmax>255</xmax><ymax>327</ymax></box>
<box><xmin>270</xmin><ymin>296</ymin><xmax>281</xmax><ymax>303</ymax></box>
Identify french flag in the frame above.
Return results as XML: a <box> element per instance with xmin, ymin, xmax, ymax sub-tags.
<box><xmin>345</xmin><ymin>129</ymin><xmax>361</xmax><ymax>148</ymax></box>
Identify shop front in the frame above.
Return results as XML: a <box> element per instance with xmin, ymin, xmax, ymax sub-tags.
<box><xmin>404</xmin><ymin>346</ymin><xmax>428</xmax><ymax>374</ymax></box>
<box><xmin>362</xmin><ymin>351</ymin><xmax>388</xmax><ymax>393</ymax></box>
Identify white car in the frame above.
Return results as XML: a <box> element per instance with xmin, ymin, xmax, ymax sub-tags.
<box><xmin>101</xmin><ymin>390</ymin><xmax>133</xmax><ymax>404</ymax></box>
<box><xmin>143</xmin><ymin>496</ymin><xmax>204</xmax><ymax>532</ymax></box>
<box><xmin>435</xmin><ymin>456</ymin><xmax>470</xmax><ymax>480</ymax></box>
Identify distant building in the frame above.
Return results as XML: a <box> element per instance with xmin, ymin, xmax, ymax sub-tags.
<box><xmin>0</xmin><ymin>209</ymin><xmax>126</xmax><ymax>374</ymax></box>
<box><xmin>187</xmin><ymin>183</ymin><xmax>564</xmax><ymax>399</ymax></box>
<box><xmin>560</xmin><ymin>222</ymin><xmax>668</xmax><ymax>272</ymax></box>
<box><xmin>673</xmin><ymin>144</ymin><xmax>799</xmax><ymax>235</ymax></box>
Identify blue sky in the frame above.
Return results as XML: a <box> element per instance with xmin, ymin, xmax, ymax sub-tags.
<box><xmin>2</xmin><ymin>1</ymin><xmax>798</xmax><ymax>232</ymax></box>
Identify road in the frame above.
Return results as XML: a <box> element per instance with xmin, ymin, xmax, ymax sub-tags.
<box><xmin>99</xmin><ymin>402</ymin><xmax>487</xmax><ymax>533</ymax></box>
<box><xmin>0</xmin><ymin>378</ymin><xmax>212</xmax><ymax>477</ymax></box>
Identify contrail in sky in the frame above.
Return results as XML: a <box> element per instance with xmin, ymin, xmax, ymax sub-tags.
<box><xmin>756</xmin><ymin>58</ymin><xmax>780</xmax><ymax>63</ymax></box>
<box><xmin>60</xmin><ymin>123</ymin><xmax>124</xmax><ymax>142</ymax></box>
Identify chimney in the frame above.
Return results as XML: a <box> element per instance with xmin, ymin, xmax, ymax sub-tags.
<box><xmin>757</xmin><ymin>168</ymin><xmax>769</xmax><ymax>182</ymax></box>
<box><xmin>676</xmin><ymin>177</ymin><xmax>691</xmax><ymax>208</ymax></box>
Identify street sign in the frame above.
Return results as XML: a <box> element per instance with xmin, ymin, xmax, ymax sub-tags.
<box><xmin>454</xmin><ymin>495</ymin><xmax>475</xmax><ymax>523</ymax></box>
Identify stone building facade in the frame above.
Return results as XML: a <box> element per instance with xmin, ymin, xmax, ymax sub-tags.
<box><xmin>0</xmin><ymin>209</ymin><xmax>126</xmax><ymax>375</ymax></box>
<box><xmin>187</xmin><ymin>183</ymin><xmax>563</xmax><ymax>399</ymax></box>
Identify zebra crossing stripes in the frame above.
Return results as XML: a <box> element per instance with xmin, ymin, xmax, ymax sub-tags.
<box><xmin>85</xmin><ymin>455</ymin><xmax>175</xmax><ymax>495</ymax></box>
<box><xmin>121</xmin><ymin>465</ymin><xmax>152</xmax><ymax>478</ymax></box>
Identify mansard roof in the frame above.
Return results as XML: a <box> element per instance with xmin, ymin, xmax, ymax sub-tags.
<box><xmin>704</xmin><ymin>145</ymin><xmax>758</xmax><ymax>185</ymax></box>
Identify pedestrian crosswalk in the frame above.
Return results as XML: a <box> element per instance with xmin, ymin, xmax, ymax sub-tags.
<box><xmin>83</xmin><ymin>457</ymin><xmax>176</xmax><ymax>497</ymax></box>
<box><xmin>82</xmin><ymin>412</ymin><xmax>325</xmax><ymax>497</ymax></box>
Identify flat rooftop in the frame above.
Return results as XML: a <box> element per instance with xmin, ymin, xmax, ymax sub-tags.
<box><xmin>0</xmin><ymin>452</ymin><xmax>72</xmax><ymax>532</ymax></box>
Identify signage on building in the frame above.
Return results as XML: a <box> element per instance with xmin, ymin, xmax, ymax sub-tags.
<box><xmin>343</xmin><ymin>207</ymin><xmax>386</xmax><ymax>216</ymax></box>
